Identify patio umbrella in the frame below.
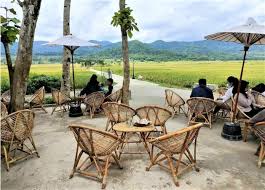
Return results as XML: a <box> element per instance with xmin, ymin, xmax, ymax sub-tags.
<box><xmin>45</xmin><ymin>34</ymin><xmax>99</xmax><ymax>99</ymax></box>
<box><xmin>205</xmin><ymin>17</ymin><xmax>265</xmax><ymax>122</ymax></box>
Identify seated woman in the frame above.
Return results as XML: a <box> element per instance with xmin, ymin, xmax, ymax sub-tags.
<box><xmin>218</xmin><ymin>76</ymin><xmax>238</xmax><ymax>102</ymax></box>
<box><xmin>80</xmin><ymin>74</ymin><xmax>101</xmax><ymax>96</ymax></box>
<box><xmin>233</xmin><ymin>80</ymin><xmax>264</xmax><ymax>118</ymax></box>
<box><xmin>104</xmin><ymin>78</ymin><xmax>113</xmax><ymax>97</ymax></box>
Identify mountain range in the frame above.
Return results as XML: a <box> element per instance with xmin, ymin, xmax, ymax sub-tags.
<box><xmin>1</xmin><ymin>40</ymin><xmax>265</xmax><ymax>61</ymax></box>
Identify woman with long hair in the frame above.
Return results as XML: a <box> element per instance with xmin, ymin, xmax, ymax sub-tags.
<box><xmin>80</xmin><ymin>74</ymin><xmax>101</xmax><ymax>96</ymax></box>
<box><xmin>233</xmin><ymin>80</ymin><xmax>264</xmax><ymax>117</ymax></box>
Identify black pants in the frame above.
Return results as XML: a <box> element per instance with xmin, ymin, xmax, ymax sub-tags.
<box><xmin>245</xmin><ymin>107</ymin><xmax>265</xmax><ymax>118</ymax></box>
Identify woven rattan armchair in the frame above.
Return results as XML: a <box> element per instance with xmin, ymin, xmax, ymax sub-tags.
<box><xmin>251</xmin><ymin>90</ymin><xmax>265</xmax><ymax>107</ymax></box>
<box><xmin>27</xmin><ymin>86</ymin><xmax>47</xmax><ymax>113</ymax></box>
<box><xmin>51</xmin><ymin>89</ymin><xmax>71</xmax><ymax>116</ymax></box>
<box><xmin>1</xmin><ymin>110</ymin><xmax>39</xmax><ymax>171</ymax></box>
<box><xmin>1</xmin><ymin>90</ymin><xmax>10</xmax><ymax>105</ymax></box>
<box><xmin>69</xmin><ymin>124</ymin><xmax>123</xmax><ymax>189</ymax></box>
<box><xmin>136</xmin><ymin>105</ymin><xmax>172</xmax><ymax>134</ymax></box>
<box><xmin>146</xmin><ymin>123</ymin><xmax>203</xmax><ymax>187</ymax></box>
<box><xmin>84</xmin><ymin>92</ymin><xmax>105</xmax><ymax>119</ymax></box>
<box><xmin>102</xmin><ymin>102</ymin><xmax>136</xmax><ymax>131</ymax></box>
<box><xmin>187</xmin><ymin>97</ymin><xmax>216</xmax><ymax>128</ymax></box>
<box><xmin>253</xmin><ymin>122</ymin><xmax>265</xmax><ymax>168</ymax></box>
<box><xmin>105</xmin><ymin>89</ymin><xmax>122</xmax><ymax>103</ymax></box>
<box><xmin>165</xmin><ymin>89</ymin><xmax>187</xmax><ymax>117</ymax></box>
<box><xmin>215</xmin><ymin>98</ymin><xmax>233</xmax><ymax>119</ymax></box>
<box><xmin>1</xmin><ymin>102</ymin><xmax>8</xmax><ymax>118</ymax></box>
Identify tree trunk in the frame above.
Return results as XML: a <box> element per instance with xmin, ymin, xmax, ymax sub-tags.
<box><xmin>3</xmin><ymin>42</ymin><xmax>14</xmax><ymax>91</ymax></box>
<box><xmin>10</xmin><ymin>0</ymin><xmax>42</xmax><ymax>112</ymax></box>
<box><xmin>119</xmin><ymin>0</ymin><xmax>130</xmax><ymax>105</ymax></box>
<box><xmin>61</xmin><ymin>0</ymin><xmax>71</xmax><ymax>96</ymax></box>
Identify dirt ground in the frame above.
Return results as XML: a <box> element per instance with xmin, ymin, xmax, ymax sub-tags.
<box><xmin>1</xmin><ymin>75</ymin><xmax>265</xmax><ymax>190</ymax></box>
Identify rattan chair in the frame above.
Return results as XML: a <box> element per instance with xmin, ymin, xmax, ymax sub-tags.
<box><xmin>102</xmin><ymin>102</ymin><xmax>136</xmax><ymax>131</ymax></box>
<box><xmin>1</xmin><ymin>90</ymin><xmax>10</xmax><ymax>105</ymax></box>
<box><xmin>146</xmin><ymin>123</ymin><xmax>203</xmax><ymax>187</ymax></box>
<box><xmin>27</xmin><ymin>86</ymin><xmax>47</xmax><ymax>113</ymax></box>
<box><xmin>1</xmin><ymin>110</ymin><xmax>39</xmax><ymax>171</ymax></box>
<box><xmin>105</xmin><ymin>89</ymin><xmax>122</xmax><ymax>103</ymax></box>
<box><xmin>136</xmin><ymin>105</ymin><xmax>172</xmax><ymax>134</ymax></box>
<box><xmin>217</xmin><ymin>87</ymin><xmax>227</xmax><ymax>97</ymax></box>
<box><xmin>1</xmin><ymin>102</ymin><xmax>8</xmax><ymax>118</ymax></box>
<box><xmin>69</xmin><ymin>124</ymin><xmax>123</xmax><ymax>189</ymax></box>
<box><xmin>51</xmin><ymin>89</ymin><xmax>71</xmax><ymax>116</ymax></box>
<box><xmin>251</xmin><ymin>90</ymin><xmax>265</xmax><ymax>107</ymax></box>
<box><xmin>186</xmin><ymin>98</ymin><xmax>216</xmax><ymax>128</ymax></box>
<box><xmin>215</xmin><ymin>98</ymin><xmax>233</xmax><ymax>120</ymax></box>
<box><xmin>84</xmin><ymin>92</ymin><xmax>105</xmax><ymax>119</ymax></box>
<box><xmin>165</xmin><ymin>89</ymin><xmax>187</xmax><ymax>117</ymax></box>
<box><xmin>253</xmin><ymin>122</ymin><xmax>265</xmax><ymax>168</ymax></box>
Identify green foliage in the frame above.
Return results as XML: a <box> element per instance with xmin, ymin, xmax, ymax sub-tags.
<box><xmin>0</xmin><ymin>7</ymin><xmax>20</xmax><ymax>44</ymax></box>
<box><xmin>27</xmin><ymin>75</ymin><xmax>61</xmax><ymax>94</ymax></box>
<box><xmin>111</xmin><ymin>7</ymin><xmax>139</xmax><ymax>38</ymax></box>
<box><xmin>44</xmin><ymin>97</ymin><xmax>54</xmax><ymax>104</ymax></box>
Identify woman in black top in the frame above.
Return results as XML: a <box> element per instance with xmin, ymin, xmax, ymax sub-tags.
<box><xmin>80</xmin><ymin>74</ymin><xmax>101</xmax><ymax>96</ymax></box>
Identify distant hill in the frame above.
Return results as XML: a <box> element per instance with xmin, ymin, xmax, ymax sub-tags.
<box><xmin>1</xmin><ymin>40</ymin><xmax>265</xmax><ymax>61</ymax></box>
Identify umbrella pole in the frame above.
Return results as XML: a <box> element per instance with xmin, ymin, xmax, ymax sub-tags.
<box><xmin>71</xmin><ymin>50</ymin><xmax>76</xmax><ymax>100</ymax></box>
<box><xmin>232</xmin><ymin>46</ymin><xmax>249</xmax><ymax>122</ymax></box>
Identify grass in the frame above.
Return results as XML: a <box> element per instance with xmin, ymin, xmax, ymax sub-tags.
<box><xmin>94</xmin><ymin>60</ymin><xmax>265</xmax><ymax>88</ymax></box>
<box><xmin>0</xmin><ymin>64</ymin><xmax>105</xmax><ymax>90</ymax></box>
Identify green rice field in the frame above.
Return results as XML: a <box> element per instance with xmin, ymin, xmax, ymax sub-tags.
<box><xmin>95</xmin><ymin>60</ymin><xmax>265</xmax><ymax>88</ymax></box>
<box><xmin>1</xmin><ymin>61</ymin><xmax>264</xmax><ymax>91</ymax></box>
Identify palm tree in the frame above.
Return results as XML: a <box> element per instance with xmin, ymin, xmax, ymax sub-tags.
<box><xmin>111</xmin><ymin>0</ymin><xmax>139</xmax><ymax>105</ymax></box>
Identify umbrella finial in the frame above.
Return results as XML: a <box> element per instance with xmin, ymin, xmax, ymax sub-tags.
<box><xmin>246</xmin><ymin>17</ymin><xmax>257</xmax><ymax>26</ymax></box>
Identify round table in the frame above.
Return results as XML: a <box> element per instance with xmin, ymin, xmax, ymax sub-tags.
<box><xmin>113</xmin><ymin>122</ymin><xmax>155</xmax><ymax>159</ymax></box>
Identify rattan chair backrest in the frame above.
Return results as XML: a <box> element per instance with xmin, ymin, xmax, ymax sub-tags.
<box><xmin>253</xmin><ymin>122</ymin><xmax>265</xmax><ymax>143</ymax></box>
<box><xmin>136</xmin><ymin>105</ymin><xmax>172</xmax><ymax>126</ymax></box>
<box><xmin>102</xmin><ymin>102</ymin><xmax>136</xmax><ymax>123</ymax></box>
<box><xmin>29</xmin><ymin>86</ymin><xmax>45</xmax><ymax>104</ymax></box>
<box><xmin>165</xmin><ymin>89</ymin><xmax>185</xmax><ymax>107</ymax></box>
<box><xmin>105</xmin><ymin>89</ymin><xmax>122</xmax><ymax>102</ymax></box>
<box><xmin>1</xmin><ymin>90</ymin><xmax>10</xmax><ymax>103</ymax></box>
<box><xmin>1</xmin><ymin>102</ymin><xmax>8</xmax><ymax>118</ymax></box>
<box><xmin>252</xmin><ymin>91</ymin><xmax>265</xmax><ymax>107</ymax></box>
<box><xmin>187</xmin><ymin>97</ymin><xmax>216</xmax><ymax>114</ymax></box>
<box><xmin>84</xmin><ymin>92</ymin><xmax>105</xmax><ymax>108</ymax></box>
<box><xmin>69</xmin><ymin>125</ymin><xmax>120</xmax><ymax>155</ymax></box>
<box><xmin>150</xmin><ymin>123</ymin><xmax>203</xmax><ymax>153</ymax></box>
<box><xmin>1</xmin><ymin>110</ymin><xmax>34</xmax><ymax>143</ymax></box>
<box><xmin>52</xmin><ymin>89</ymin><xmax>69</xmax><ymax>105</ymax></box>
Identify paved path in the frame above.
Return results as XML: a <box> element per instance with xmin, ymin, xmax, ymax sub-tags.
<box><xmin>1</xmin><ymin>70</ymin><xmax>265</xmax><ymax>190</ymax></box>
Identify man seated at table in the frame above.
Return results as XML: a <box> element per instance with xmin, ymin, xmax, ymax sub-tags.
<box><xmin>190</xmin><ymin>79</ymin><xmax>214</xmax><ymax>99</ymax></box>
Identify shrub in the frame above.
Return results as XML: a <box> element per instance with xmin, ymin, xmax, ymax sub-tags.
<box><xmin>27</xmin><ymin>75</ymin><xmax>60</xmax><ymax>94</ymax></box>
<box><xmin>1</xmin><ymin>82</ymin><xmax>9</xmax><ymax>93</ymax></box>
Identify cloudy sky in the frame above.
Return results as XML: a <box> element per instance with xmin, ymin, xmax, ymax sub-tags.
<box><xmin>1</xmin><ymin>0</ymin><xmax>265</xmax><ymax>42</ymax></box>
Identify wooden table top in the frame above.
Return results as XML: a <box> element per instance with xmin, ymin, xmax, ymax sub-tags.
<box><xmin>113</xmin><ymin>122</ymin><xmax>155</xmax><ymax>133</ymax></box>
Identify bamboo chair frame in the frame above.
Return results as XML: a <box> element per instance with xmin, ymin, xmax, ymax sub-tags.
<box><xmin>186</xmin><ymin>98</ymin><xmax>216</xmax><ymax>128</ymax></box>
<box><xmin>84</xmin><ymin>92</ymin><xmax>105</xmax><ymax>119</ymax></box>
<box><xmin>135</xmin><ymin>105</ymin><xmax>172</xmax><ymax>134</ymax></box>
<box><xmin>1</xmin><ymin>102</ymin><xmax>8</xmax><ymax>118</ymax></box>
<box><xmin>27</xmin><ymin>86</ymin><xmax>47</xmax><ymax>113</ymax></box>
<box><xmin>51</xmin><ymin>89</ymin><xmax>71</xmax><ymax>116</ymax></box>
<box><xmin>146</xmin><ymin>123</ymin><xmax>203</xmax><ymax>187</ymax></box>
<box><xmin>165</xmin><ymin>89</ymin><xmax>187</xmax><ymax>117</ymax></box>
<box><xmin>102</xmin><ymin>102</ymin><xmax>136</xmax><ymax>131</ymax></box>
<box><xmin>69</xmin><ymin>124</ymin><xmax>123</xmax><ymax>189</ymax></box>
<box><xmin>215</xmin><ymin>98</ymin><xmax>233</xmax><ymax>120</ymax></box>
<box><xmin>251</xmin><ymin>90</ymin><xmax>265</xmax><ymax>107</ymax></box>
<box><xmin>1</xmin><ymin>90</ymin><xmax>10</xmax><ymax>105</ymax></box>
<box><xmin>104</xmin><ymin>89</ymin><xmax>122</xmax><ymax>103</ymax></box>
<box><xmin>1</xmin><ymin>110</ymin><xmax>39</xmax><ymax>171</ymax></box>
<box><xmin>217</xmin><ymin>87</ymin><xmax>227</xmax><ymax>97</ymax></box>
<box><xmin>253</xmin><ymin>122</ymin><xmax>265</xmax><ymax>168</ymax></box>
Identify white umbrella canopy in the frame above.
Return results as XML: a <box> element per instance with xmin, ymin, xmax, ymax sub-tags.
<box><xmin>205</xmin><ymin>18</ymin><xmax>265</xmax><ymax>46</ymax></box>
<box><xmin>205</xmin><ymin>18</ymin><xmax>265</xmax><ymax>123</ymax></box>
<box><xmin>45</xmin><ymin>34</ymin><xmax>99</xmax><ymax>51</ymax></box>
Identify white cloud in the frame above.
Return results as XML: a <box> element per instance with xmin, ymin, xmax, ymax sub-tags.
<box><xmin>1</xmin><ymin>0</ymin><xmax>264</xmax><ymax>42</ymax></box>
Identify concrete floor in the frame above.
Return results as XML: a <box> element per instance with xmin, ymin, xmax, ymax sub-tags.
<box><xmin>1</xmin><ymin>74</ymin><xmax>265</xmax><ymax>190</ymax></box>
